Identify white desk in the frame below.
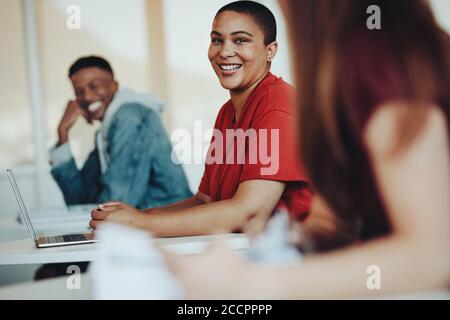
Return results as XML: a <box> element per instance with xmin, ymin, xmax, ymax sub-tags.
<box><xmin>0</xmin><ymin>233</ymin><xmax>250</xmax><ymax>299</ymax></box>
<box><xmin>0</xmin><ymin>233</ymin><xmax>249</xmax><ymax>265</ymax></box>
<box><xmin>0</xmin><ymin>271</ymin><xmax>448</xmax><ymax>300</ymax></box>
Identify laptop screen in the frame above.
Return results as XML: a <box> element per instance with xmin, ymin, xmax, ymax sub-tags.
<box><xmin>6</xmin><ymin>169</ymin><xmax>38</xmax><ymax>242</ymax></box>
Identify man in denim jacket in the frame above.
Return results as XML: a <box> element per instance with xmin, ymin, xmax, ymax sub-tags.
<box><xmin>50</xmin><ymin>56</ymin><xmax>192</xmax><ymax>209</ymax></box>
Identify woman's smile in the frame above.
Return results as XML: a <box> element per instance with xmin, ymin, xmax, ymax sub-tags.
<box><xmin>218</xmin><ymin>63</ymin><xmax>243</xmax><ymax>75</ymax></box>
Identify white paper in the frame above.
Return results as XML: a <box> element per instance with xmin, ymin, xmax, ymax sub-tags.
<box><xmin>90</xmin><ymin>223</ymin><xmax>184</xmax><ymax>300</ymax></box>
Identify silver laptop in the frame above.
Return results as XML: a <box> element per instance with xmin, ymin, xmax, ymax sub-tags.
<box><xmin>6</xmin><ymin>169</ymin><xmax>96</xmax><ymax>248</ymax></box>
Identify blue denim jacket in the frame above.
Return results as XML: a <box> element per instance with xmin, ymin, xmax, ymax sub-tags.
<box><xmin>50</xmin><ymin>103</ymin><xmax>192</xmax><ymax>209</ymax></box>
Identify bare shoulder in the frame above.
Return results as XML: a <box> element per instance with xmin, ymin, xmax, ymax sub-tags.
<box><xmin>363</xmin><ymin>101</ymin><xmax>448</xmax><ymax>158</ymax></box>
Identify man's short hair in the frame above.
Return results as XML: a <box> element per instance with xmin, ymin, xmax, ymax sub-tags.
<box><xmin>216</xmin><ymin>1</ymin><xmax>277</xmax><ymax>45</ymax></box>
<box><xmin>68</xmin><ymin>56</ymin><xmax>114</xmax><ymax>78</ymax></box>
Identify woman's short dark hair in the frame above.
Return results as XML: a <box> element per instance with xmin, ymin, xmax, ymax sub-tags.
<box><xmin>216</xmin><ymin>1</ymin><xmax>277</xmax><ymax>45</ymax></box>
<box><xmin>68</xmin><ymin>55</ymin><xmax>114</xmax><ymax>78</ymax></box>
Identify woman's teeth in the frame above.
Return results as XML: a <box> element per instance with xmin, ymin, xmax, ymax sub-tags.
<box><xmin>88</xmin><ymin>101</ymin><xmax>103</xmax><ymax>112</ymax></box>
<box><xmin>220</xmin><ymin>64</ymin><xmax>242</xmax><ymax>71</ymax></box>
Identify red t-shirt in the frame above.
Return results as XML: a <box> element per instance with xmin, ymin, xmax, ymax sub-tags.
<box><xmin>198</xmin><ymin>72</ymin><xmax>312</xmax><ymax>219</ymax></box>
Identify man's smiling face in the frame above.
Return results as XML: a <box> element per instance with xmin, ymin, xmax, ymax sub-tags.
<box><xmin>70</xmin><ymin>67</ymin><xmax>118</xmax><ymax>121</ymax></box>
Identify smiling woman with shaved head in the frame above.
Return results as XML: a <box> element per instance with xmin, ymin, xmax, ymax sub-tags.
<box><xmin>89</xmin><ymin>1</ymin><xmax>312</xmax><ymax>238</ymax></box>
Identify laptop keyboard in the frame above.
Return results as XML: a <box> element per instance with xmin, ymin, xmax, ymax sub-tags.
<box><xmin>46</xmin><ymin>234</ymin><xmax>87</xmax><ymax>243</ymax></box>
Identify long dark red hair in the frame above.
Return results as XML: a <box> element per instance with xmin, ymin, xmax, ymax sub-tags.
<box><xmin>284</xmin><ymin>0</ymin><xmax>450</xmax><ymax>239</ymax></box>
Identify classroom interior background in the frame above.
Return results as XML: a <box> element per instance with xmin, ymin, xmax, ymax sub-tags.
<box><xmin>0</xmin><ymin>0</ymin><xmax>449</xmax><ymax>231</ymax></box>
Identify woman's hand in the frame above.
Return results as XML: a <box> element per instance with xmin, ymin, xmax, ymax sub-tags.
<box><xmin>289</xmin><ymin>195</ymin><xmax>359</xmax><ymax>252</ymax></box>
<box><xmin>90</xmin><ymin>201</ymin><xmax>144</xmax><ymax>231</ymax></box>
<box><xmin>164</xmin><ymin>238</ymin><xmax>264</xmax><ymax>299</ymax></box>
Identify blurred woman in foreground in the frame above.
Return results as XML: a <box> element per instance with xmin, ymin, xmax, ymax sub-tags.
<box><xmin>166</xmin><ymin>0</ymin><xmax>450</xmax><ymax>298</ymax></box>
